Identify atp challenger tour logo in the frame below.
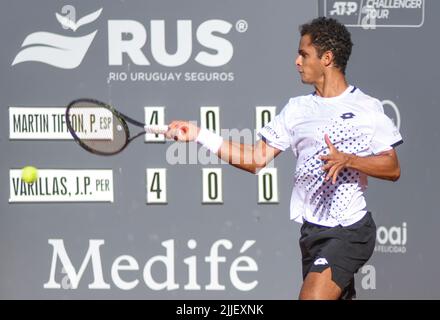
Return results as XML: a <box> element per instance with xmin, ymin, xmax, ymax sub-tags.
<box><xmin>12</xmin><ymin>5</ymin><xmax>246</xmax><ymax>82</ymax></box>
<box><xmin>323</xmin><ymin>0</ymin><xmax>425</xmax><ymax>29</ymax></box>
<box><xmin>44</xmin><ymin>239</ymin><xmax>258</xmax><ymax>291</ymax></box>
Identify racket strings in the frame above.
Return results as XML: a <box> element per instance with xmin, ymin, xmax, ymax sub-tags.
<box><xmin>67</xmin><ymin>100</ymin><xmax>129</xmax><ymax>155</ymax></box>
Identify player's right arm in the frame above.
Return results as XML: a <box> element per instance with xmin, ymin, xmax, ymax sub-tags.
<box><xmin>165</xmin><ymin>120</ymin><xmax>282</xmax><ymax>174</ymax></box>
<box><xmin>217</xmin><ymin>138</ymin><xmax>282</xmax><ymax>173</ymax></box>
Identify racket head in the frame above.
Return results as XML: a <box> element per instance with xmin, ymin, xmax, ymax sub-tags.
<box><xmin>65</xmin><ymin>98</ymin><xmax>130</xmax><ymax>155</ymax></box>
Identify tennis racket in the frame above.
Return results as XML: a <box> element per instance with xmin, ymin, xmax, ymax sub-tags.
<box><xmin>65</xmin><ymin>98</ymin><xmax>169</xmax><ymax>155</ymax></box>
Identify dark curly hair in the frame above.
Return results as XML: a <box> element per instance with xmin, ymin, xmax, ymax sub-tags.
<box><xmin>300</xmin><ymin>17</ymin><xmax>353</xmax><ymax>74</ymax></box>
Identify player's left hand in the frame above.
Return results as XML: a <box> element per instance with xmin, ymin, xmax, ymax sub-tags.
<box><xmin>319</xmin><ymin>134</ymin><xmax>352</xmax><ymax>184</ymax></box>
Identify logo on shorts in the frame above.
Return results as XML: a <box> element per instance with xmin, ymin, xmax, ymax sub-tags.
<box><xmin>314</xmin><ymin>258</ymin><xmax>329</xmax><ymax>266</ymax></box>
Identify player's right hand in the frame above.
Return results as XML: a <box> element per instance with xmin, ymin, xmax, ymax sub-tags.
<box><xmin>165</xmin><ymin>121</ymin><xmax>200</xmax><ymax>142</ymax></box>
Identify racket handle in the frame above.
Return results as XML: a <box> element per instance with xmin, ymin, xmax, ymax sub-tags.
<box><xmin>144</xmin><ymin>125</ymin><xmax>169</xmax><ymax>134</ymax></box>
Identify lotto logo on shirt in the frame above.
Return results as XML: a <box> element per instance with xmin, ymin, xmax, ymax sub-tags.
<box><xmin>375</xmin><ymin>222</ymin><xmax>407</xmax><ymax>254</ymax></box>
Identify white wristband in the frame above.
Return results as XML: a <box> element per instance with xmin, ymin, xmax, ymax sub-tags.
<box><xmin>195</xmin><ymin>128</ymin><xmax>223</xmax><ymax>154</ymax></box>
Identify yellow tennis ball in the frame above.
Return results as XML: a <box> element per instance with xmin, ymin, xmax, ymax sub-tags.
<box><xmin>21</xmin><ymin>166</ymin><xmax>38</xmax><ymax>184</ymax></box>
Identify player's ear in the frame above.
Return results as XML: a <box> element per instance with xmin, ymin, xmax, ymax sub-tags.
<box><xmin>321</xmin><ymin>50</ymin><xmax>334</xmax><ymax>67</ymax></box>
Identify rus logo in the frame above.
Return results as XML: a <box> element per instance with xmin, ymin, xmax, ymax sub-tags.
<box><xmin>12</xmin><ymin>5</ymin><xmax>237</xmax><ymax>69</ymax></box>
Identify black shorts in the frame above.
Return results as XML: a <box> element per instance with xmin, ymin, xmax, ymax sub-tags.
<box><xmin>299</xmin><ymin>212</ymin><xmax>376</xmax><ymax>300</ymax></box>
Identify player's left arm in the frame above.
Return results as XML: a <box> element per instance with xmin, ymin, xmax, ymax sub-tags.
<box><xmin>320</xmin><ymin>134</ymin><xmax>400</xmax><ymax>184</ymax></box>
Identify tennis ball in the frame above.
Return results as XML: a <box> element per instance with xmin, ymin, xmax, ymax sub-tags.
<box><xmin>21</xmin><ymin>166</ymin><xmax>38</xmax><ymax>184</ymax></box>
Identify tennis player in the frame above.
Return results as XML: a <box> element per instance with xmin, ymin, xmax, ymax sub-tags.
<box><xmin>166</xmin><ymin>17</ymin><xmax>403</xmax><ymax>300</ymax></box>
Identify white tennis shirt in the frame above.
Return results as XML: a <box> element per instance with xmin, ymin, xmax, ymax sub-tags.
<box><xmin>257</xmin><ymin>85</ymin><xmax>403</xmax><ymax>227</ymax></box>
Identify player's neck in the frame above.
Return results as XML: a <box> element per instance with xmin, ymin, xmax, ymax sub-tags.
<box><xmin>313</xmin><ymin>72</ymin><xmax>348</xmax><ymax>98</ymax></box>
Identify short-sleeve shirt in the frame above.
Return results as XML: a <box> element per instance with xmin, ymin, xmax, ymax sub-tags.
<box><xmin>257</xmin><ymin>85</ymin><xmax>403</xmax><ymax>227</ymax></box>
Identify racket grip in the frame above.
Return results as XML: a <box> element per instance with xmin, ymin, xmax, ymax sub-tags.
<box><xmin>144</xmin><ymin>125</ymin><xmax>169</xmax><ymax>134</ymax></box>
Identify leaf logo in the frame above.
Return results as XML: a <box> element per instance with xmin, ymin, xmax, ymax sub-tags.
<box><xmin>55</xmin><ymin>8</ymin><xmax>103</xmax><ymax>32</ymax></box>
<box><xmin>12</xmin><ymin>7</ymin><xmax>102</xmax><ymax>69</ymax></box>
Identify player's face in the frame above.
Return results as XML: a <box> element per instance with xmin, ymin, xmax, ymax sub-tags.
<box><xmin>295</xmin><ymin>34</ymin><xmax>324</xmax><ymax>85</ymax></box>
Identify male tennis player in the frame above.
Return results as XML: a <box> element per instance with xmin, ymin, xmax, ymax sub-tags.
<box><xmin>166</xmin><ymin>17</ymin><xmax>402</xmax><ymax>300</ymax></box>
